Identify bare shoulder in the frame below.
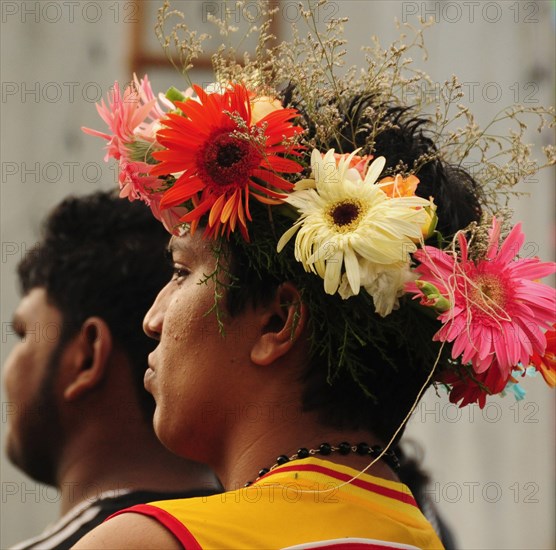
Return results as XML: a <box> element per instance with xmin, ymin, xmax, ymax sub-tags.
<box><xmin>72</xmin><ymin>511</ymin><xmax>181</xmax><ymax>549</ymax></box>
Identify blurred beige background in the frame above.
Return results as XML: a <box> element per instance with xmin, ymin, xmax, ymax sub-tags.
<box><xmin>1</xmin><ymin>1</ymin><xmax>554</xmax><ymax>548</ymax></box>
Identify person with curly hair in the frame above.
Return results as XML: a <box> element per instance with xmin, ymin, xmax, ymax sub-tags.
<box><xmin>3</xmin><ymin>191</ymin><xmax>221</xmax><ymax>550</ymax></box>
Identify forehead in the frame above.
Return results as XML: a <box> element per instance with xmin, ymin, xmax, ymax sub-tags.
<box><xmin>15</xmin><ymin>288</ymin><xmax>59</xmax><ymax>319</ymax></box>
<box><xmin>168</xmin><ymin>233</ymin><xmax>215</xmax><ymax>260</ymax></box>
<box><xmin>13</xmin><ymin>288</ymin><xmax>64</xmax><ymax>342</ymax></box>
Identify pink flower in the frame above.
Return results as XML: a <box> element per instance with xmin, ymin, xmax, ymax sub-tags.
<box><xmin>82</xmin><ymin>75</ymin><xmax>162</xmax><ymax>161</ymax></box>
<box><xmin>82</xmin><ymin>74</ymin><xmax>169</xmax><ymax>207</ymax></box>
<box><xmin>149</xmin><ymin>197</ymin><xmax>189</xmax><ymax>235</ymax></box>
<box><xmin>129</xmin><ymin>74</ymin><xmax>171</xmax><ymax>143</ymax></box>
<box><xmin>331</xmin><ymin>152</ymin><xmax>373</xmax><ymax>180</ymax></box>
<box><xmin>408</xmin><ymin>218</ymin><xmax>556</xmax><ymax>389</ymax></box>
<box><xmin>118</xmin><ymin>160</ymin><xmax>161</xmax><ymax>203</ymax></box>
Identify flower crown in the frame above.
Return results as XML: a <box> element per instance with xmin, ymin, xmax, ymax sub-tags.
<box><xmin>83</xmin><ymin>1</ymin><xmax>555</xmax><ymax>410</ymax></box>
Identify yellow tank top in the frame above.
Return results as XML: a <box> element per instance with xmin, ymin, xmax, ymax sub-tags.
<box><xmin>113</xmin><ymin>458</ymin><xmax>444</xmax><ymax>549</ymax></box>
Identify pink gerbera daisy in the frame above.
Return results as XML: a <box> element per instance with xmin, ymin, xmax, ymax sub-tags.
<box><xmin>82</xmin><ymin>75</ymin><xmax>163</xmax><ymax>160</ymax></box>
<box><xmin>82</xmin><ymin>74</ymin><xmax>167</xmax><ymax>202</ymax></box>
<box><xmin>408</xmin><ymin>218</ymin><xmax>556</xmax><ymax>387</ymax></box>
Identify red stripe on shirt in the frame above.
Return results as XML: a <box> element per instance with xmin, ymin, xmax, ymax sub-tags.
<box><xmin>257</xmin><ymin>464</ymin><xmax>418</xmax><ymax>507</ymax></box>
<box><xmin>107</xmin><ymin>504</ymin><xmax>202</xmax><ymax>550</ymax></box>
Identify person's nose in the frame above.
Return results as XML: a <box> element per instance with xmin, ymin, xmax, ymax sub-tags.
<box><xmin>143</xmin><ymin>285</ymin><xmax>171</xmax><ymax>341</ymax></box>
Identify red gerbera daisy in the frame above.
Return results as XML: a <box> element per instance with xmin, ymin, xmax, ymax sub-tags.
<box><xmin>151</xmin><ymin>83</ymin><xmax>303</xmax><ymax>240</ymax></box>
<box><xmin>529</xmin><ymin>324</ymin><xmax>556</xmax><ymax>388</ymax></box>
<box><xmin>442</xmin><ymin>362</ymin><xmax>509</xmax><ymax>408</ymax></box>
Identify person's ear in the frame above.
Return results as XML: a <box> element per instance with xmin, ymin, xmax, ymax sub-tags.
<box><xmin>63</xmin><ymin>317</ymin><xmax>112</xmax><ymax>401</ymax></box>
<box><xmin>250</xmin><ymin>282</ymin><xmax>307</xmax><ymax>366</ymax></box>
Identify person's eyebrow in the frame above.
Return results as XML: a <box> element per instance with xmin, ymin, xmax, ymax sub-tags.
<box><xmin>166</xmin><ymin>239</ymin><xmax>183</xmax><ymax>261</ymax></box>
<box><xmin>167</xmin><ymin>237</ymin><xmax>194</xmax><ymax>258</ymax></box>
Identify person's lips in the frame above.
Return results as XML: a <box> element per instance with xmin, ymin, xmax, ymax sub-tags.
<box><xmin>144</xmin><ymin>352</ymin><xmax>157</xmax><ymax>390</ymax></box>
<box><xmin>144</xmin><ymin>366</ymin><xmax>154</xmax><ymax>390</ymax></box>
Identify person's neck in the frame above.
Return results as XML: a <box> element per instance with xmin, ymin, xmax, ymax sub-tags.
<box><xmin>215</xmin><ymin>413</ymin><xmax>398</xmax><ymax>491</ymax></box>
<box><xmin>55</xmin><ymin>421</ymin><xmax>221</xmax><ymax>515</ymax></box>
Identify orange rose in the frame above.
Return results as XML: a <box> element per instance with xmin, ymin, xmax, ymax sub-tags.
<box><xmin>378</xmin><ymin>174</ymin><xmax>420</xmax><ymax>198</ymax></box>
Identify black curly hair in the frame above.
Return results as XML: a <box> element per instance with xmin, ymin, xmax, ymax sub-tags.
<box><xmin>17</xmin><ymin>190</ymin><xmax>172</xmax><ymax>419</ymax></box>
<box><xmin>225</xmin><ymin>94</ymin><xmax>482</xmax><ymax>445</ymax></box>
<box><xmin>328</xmin><ymin>96</ymin><xmax>482</xmax><ymax>237</ymax></box>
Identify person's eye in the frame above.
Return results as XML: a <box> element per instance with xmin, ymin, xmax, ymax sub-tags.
<box><xmin>171</xmin><ymin>265</ymin><xmax>190</xmax><ymax>284</ymax></box>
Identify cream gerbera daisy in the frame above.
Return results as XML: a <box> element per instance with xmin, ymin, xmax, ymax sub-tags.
<box><xmin>338</xmin><ymin>261</ymin><xmax>417</xmax><ymax>317</ymax></box>
<box><xmin>277</xmin><ymin>148</ymin><xmax>431</xmax><ymax>298</ymax></box>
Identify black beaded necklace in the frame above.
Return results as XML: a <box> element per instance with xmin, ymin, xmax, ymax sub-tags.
<box><xmin>244</xmin><ymin>442</ymin><xmax>400</xmax><ymax>487</ymax></box>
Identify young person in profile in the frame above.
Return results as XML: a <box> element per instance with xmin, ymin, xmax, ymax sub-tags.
<box><xmin>72</xmin><ymin>7</ymin><xmax>555</xmax><ymax>546</ymax></box>
<box><xmin>3</xmin><ymin>191</ymin><xmax>221</xmax><ymax>550</ymax></box>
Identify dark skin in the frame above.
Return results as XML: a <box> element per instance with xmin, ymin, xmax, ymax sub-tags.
<box><xmin>73</xmin><ymin>232</ymin><xmax>398</xmax><ymax>549</ymax></box>
<box><xmin>4</xmin><ymin>287</ymin><xmax>221</xmax><ymax>517</ymax></box>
